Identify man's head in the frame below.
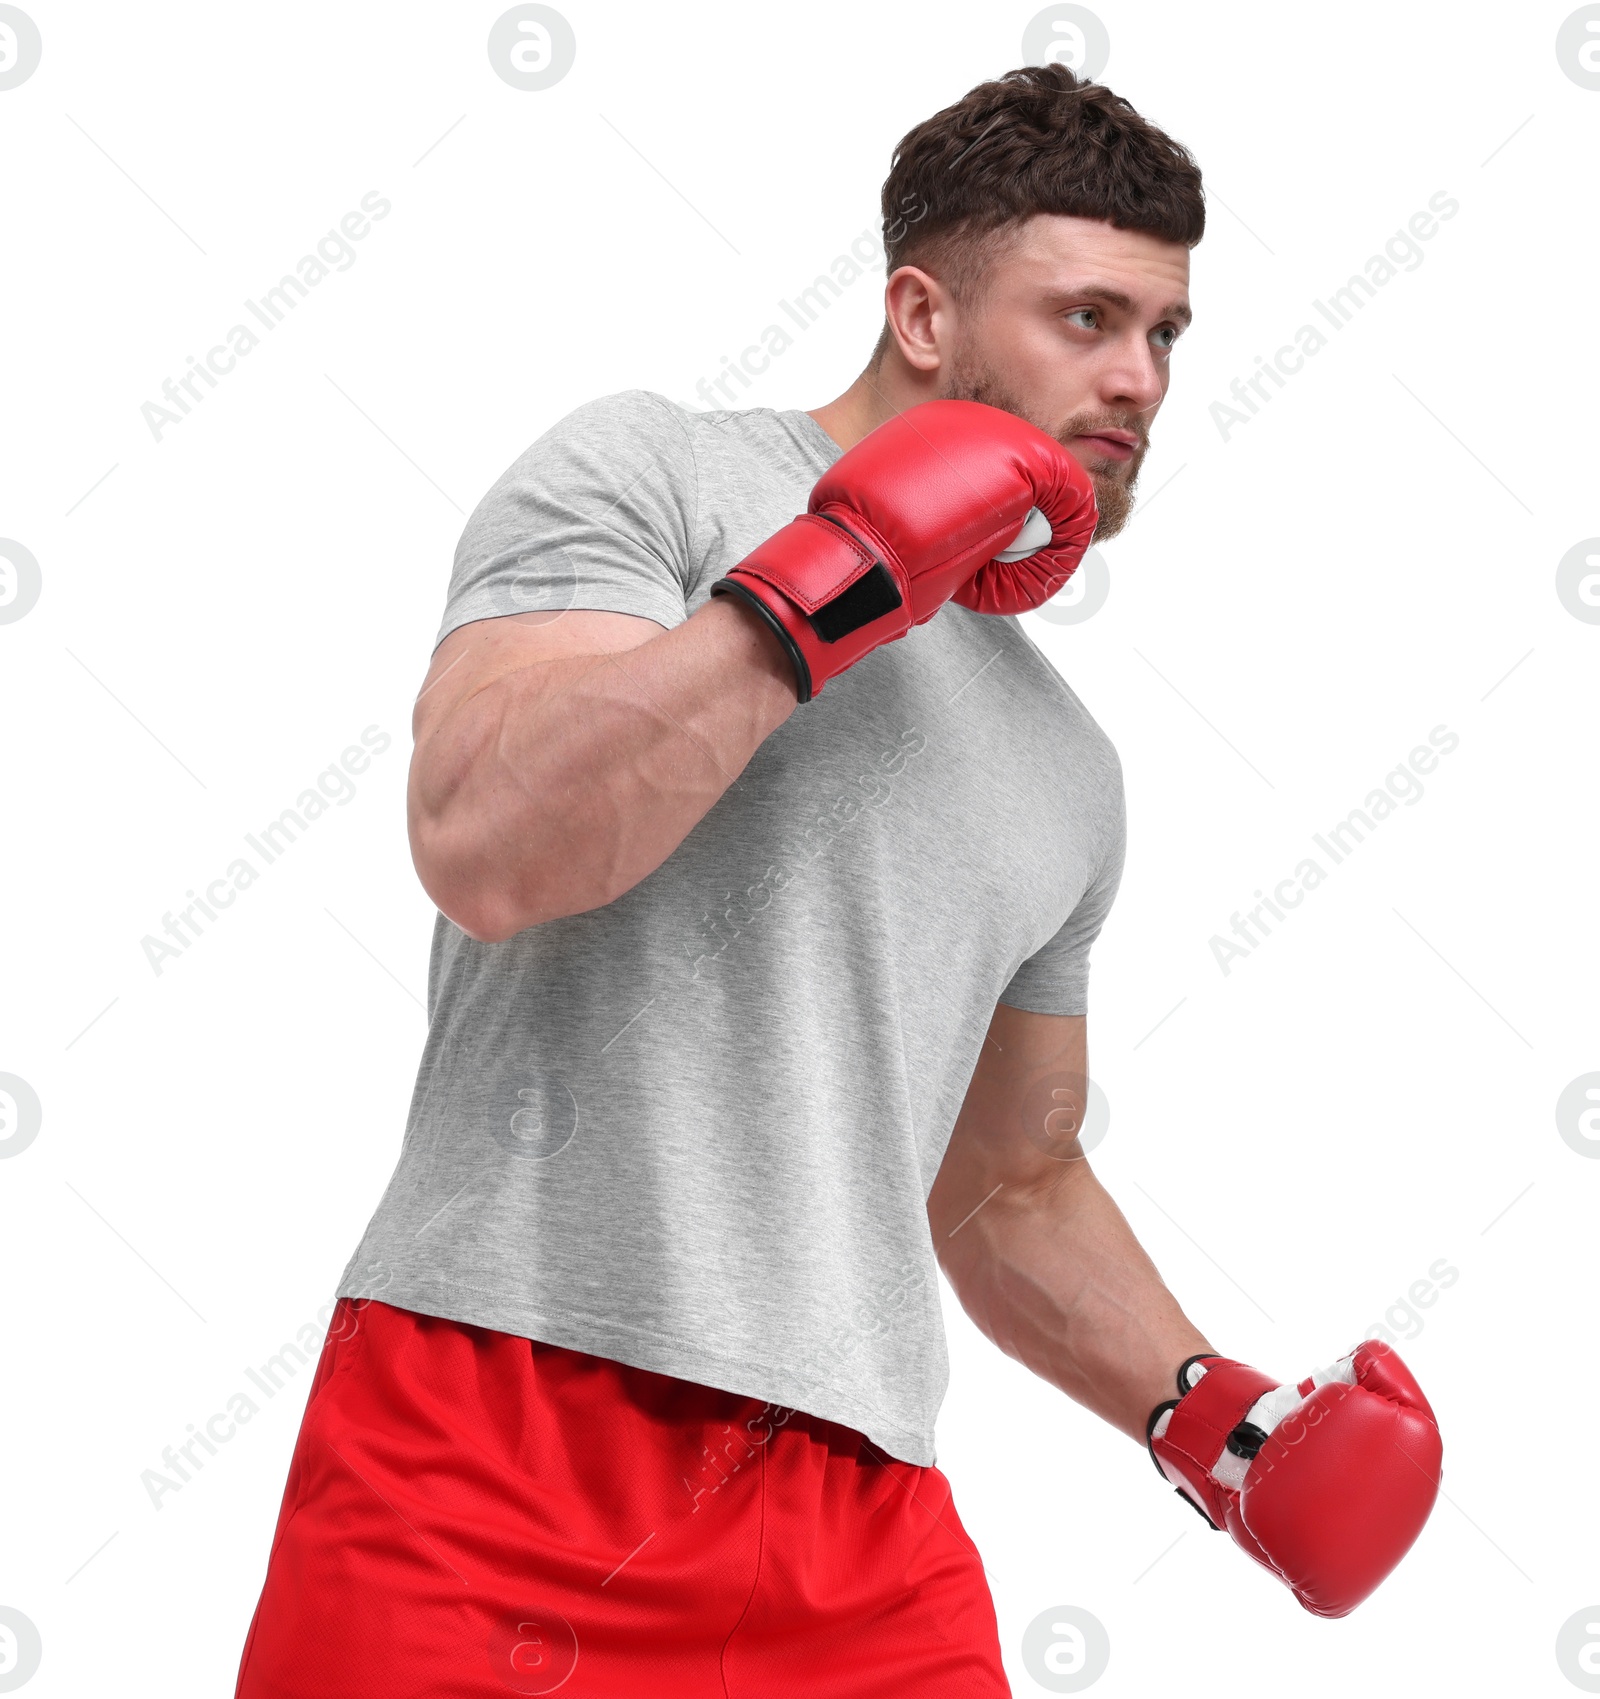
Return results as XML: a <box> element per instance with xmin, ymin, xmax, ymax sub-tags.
<box><xmin>870</xmin><ymin>65</ymin><xmax>1204</xmax><ymax>541</ymax></box>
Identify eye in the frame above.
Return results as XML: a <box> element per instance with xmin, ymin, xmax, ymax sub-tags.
<box><xmin>1063</xmin><ymin>308</ymin><xmax>1099</xmax><ymax>331</ymax></box>
<box><xmin>1152</xmin><ymin>324</ymin><xmax>1182</xmax><ymax>351</ymax></box>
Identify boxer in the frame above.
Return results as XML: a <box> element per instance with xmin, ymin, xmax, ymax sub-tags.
<box><xmin>234</xmin><ymin>58</ymin><xmax>1439</xmax><ymax>1698</ymax></box>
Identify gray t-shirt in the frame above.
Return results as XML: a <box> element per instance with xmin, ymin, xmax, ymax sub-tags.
<box><xmin>337</xmin><ymin>389</ymin><xmax>1125</xmax><ymax>1466</ymax></box>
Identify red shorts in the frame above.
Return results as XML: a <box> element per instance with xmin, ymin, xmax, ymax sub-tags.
<box><xmin>233</xmin><ymin>1298</ymin><xmax>1010</xmax><ymax>1697</ymax></box>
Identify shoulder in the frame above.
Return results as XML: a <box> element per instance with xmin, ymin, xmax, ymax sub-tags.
<box><xmin>521</xmin><ymin>388</ymin><xmax>696</xmax><ymax>464</ymax></box>
<box><xmin>465</xmin><ymin>391</ymin><xmax>699</xmax><ymax>525</ymax></box>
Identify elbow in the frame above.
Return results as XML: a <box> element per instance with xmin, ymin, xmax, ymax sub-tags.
<box><xmin>410</xmin><ymin>812</ymin><xmax>518</xmax><ymax>943</ymax></box>
<box><xmin>454</xmin><ymin>882</ymin><xmax>615</xmax><ymax>943</ymax></box>
<box><xmin>423</xmin><ymin>867</ymin><xmax>542</xmax><ymax>945</ymax></box>
<box><xmin>408</xmin><ymin>751</ymin><xmax>628</xmax><ymax>939</ymax></box>
<box><xmin>449</xmin><ymin>902</ymin><xmax>517</xmax><ymax>946</ymax></box>
<box><xmin>415</xmin><ymin>859</ymin><xmax>513</xmax><ymax>944</ymax></box>
<box><xmin>415</xmin><ymin>845</ymin><xmax>535</xmax><ymax>944</ymax></box>
<box><xmin>411</xmin><ymin>821</ymin><xmax>617</xmax><ymax>942</ymax></box>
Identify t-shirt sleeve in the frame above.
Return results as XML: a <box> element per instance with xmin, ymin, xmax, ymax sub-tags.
<box><xmin>435</xmin><ymin>389</ymin><xmax>698</xmax><ymax>649</ymax></box>
<box><xmin>998</xmin><ymin>757</ymin><xmax>1126</xmax><ymax>1018</ymax></box>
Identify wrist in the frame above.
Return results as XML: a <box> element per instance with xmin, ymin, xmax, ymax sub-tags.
<box><xmin>1143</xmin><ymin>1340</ymin><xmax>1219</xmax><ymax>1430</ymax></box>
<box><xmin>702</xmin><ymin>590</ymin><xmax>804</xmax><ymax>713</ymax></box>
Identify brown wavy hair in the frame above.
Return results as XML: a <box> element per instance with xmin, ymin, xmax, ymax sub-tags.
<box><xmin>872</xmin><ymin>64</ymin><xmax>1206</xmax><ymax>363</ymax></box>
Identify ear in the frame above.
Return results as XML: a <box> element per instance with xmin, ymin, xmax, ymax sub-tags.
<box><xmin>882</xmin><ymin>265</ymin><xmax>952</xmax><ymax>375</ymax></box>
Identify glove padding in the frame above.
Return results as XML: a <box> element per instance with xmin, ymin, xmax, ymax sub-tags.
<box><xmin>949</xmin><ymin>493</ymin><xmax>1095</xmax><ymax>615</ymax></box>
<box><xmin>711</xmin><ymin>399</ymin><xmax>1096</xmax><ymax>702</ymax></box>
<box><xmin>1147</xmin><ymin>1340</ymin><xmax>1442</xmax><ymax>1618</ymax></box>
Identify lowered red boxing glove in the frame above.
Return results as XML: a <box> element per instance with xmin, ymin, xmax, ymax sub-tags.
<box><xmin>711</xmin><ymin>399</ymin><xmax>1096</xmax><ymax>703</ymax></box>
<box><xmin>1146</xmin><ymin>1340</ymin><xmax>1442</xmax><ymax>1617</ymax></box>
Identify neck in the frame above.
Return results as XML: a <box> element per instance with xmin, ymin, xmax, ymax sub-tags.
<box><xmin>807</xmin><ymin>355</ymin><xmax>938</xmax><ymax>452</ymax></box>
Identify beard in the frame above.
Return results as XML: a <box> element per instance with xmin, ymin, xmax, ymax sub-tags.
<box><xmin>940</xmin><ymin>350</ymin><xmax>1143</xmax><ymax>542</ymax></box>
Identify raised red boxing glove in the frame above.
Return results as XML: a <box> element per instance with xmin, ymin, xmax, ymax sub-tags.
<box><xmin>1146</xmin><ymin>1340</ymin><xmax>1442</xmax><ymax>1618</ymax></box>
<box><xmin>711</xmin><ymin>399</ymin><xmax>1097</xmax><ymax>702</ymax></box>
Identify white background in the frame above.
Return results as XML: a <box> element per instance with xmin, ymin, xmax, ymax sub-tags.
<box><xmin>2</xmin><ymin>1</ymin><xmax>1596</xmax><ymax>1693</ymax></box>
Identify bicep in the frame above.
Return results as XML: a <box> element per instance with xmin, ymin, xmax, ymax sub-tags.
<box><xmin>928</xmin><ymin>1003</ymin><xmax>1090</xmax><ymax>1233</ymax></box>
<box><xmin>412</xmin><ymin>608</ymin><xmax>666</xmax><ymax>749</ymax></box>
<box><xmin>405</xmin><ymin>608</ymin><xmax>666</xmax><ymax>933</ymax></box>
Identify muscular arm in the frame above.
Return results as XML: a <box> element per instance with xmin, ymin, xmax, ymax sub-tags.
<box><xmin>927</xmin><ymin>1001</ymin><xmax>1212</xmax><ymax>1443</ymax></box>
<box><xmin>408</xmin><ymin>598</ymin><xmax>798</xmax><ymax>942</ymax></box>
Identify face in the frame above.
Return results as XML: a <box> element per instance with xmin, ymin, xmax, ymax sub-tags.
<box><xmin>937</xmin><ymin>215</ymin><xmax>1191</xmax><ymax>541</ymax></box>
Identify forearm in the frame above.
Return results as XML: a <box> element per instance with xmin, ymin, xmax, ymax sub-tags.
<box><xmin>412</xmin><ymin>596</ymin><xmax>798</xmax><ymax>939</ymax></box>
<box><xmin>934</xmin><ymin>1160</ymin><xmax>1212</xmax><ymax>1443</ymax></box>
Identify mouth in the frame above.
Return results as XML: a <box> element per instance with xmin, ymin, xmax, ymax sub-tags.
<box><xmin>1072</xmin><ymin>432</ymin><xmax>1138</xmax><ymax>464</ymax></box>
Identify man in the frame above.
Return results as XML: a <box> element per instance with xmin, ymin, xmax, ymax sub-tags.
<box><xmin>234</xmin><ymin>63</ymin><xmax>1440</xmax><ymax>1698</ymax></box>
